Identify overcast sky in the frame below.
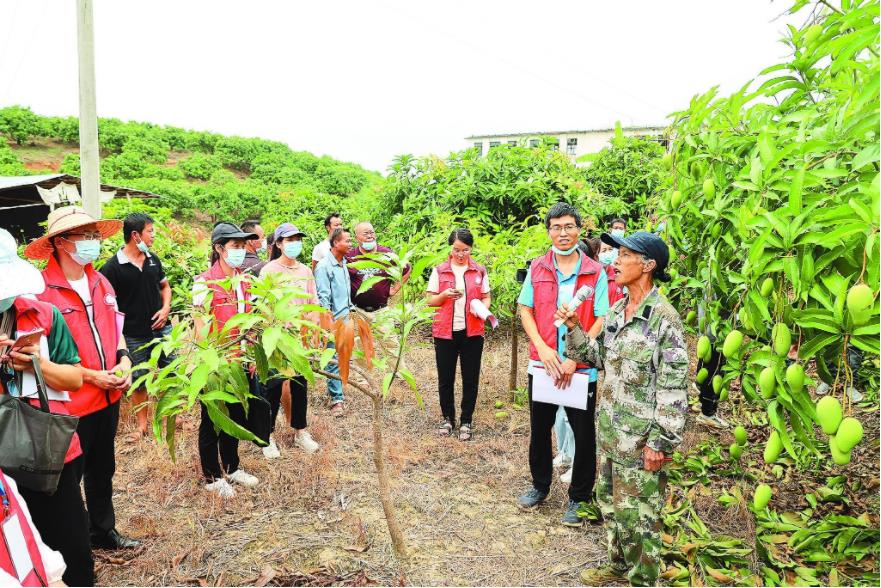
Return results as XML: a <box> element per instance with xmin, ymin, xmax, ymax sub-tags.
<box><xmin>0</xmin><ymin>1</ymin><xmax>802</xmax><ymax>172</ymax></box>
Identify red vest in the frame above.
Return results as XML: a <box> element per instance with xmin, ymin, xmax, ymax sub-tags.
<box><xmin>9</xmin><ymin>298</ymin><xmax>82</xmax><ymax>464</ymax></box>
<box><xmin>606</xmin><ymin>264</ymin><xmax>625</xmax><ymax>306</ymax></box>
<box><xmin>0</xmin><ymin>471</ymin><xmax>49</xmax><ymax>586</ymax></box>
<box><xmin>197</xmin><ymin>261</ymin><xmax>252</xmax><ymax>333</ymax></box>
<box><xmin>527</xmin><ymin>250</ymin><xmax>603</xmax><ymax>368</ymax></box>
<box><xmin>431</xmin><ymin>258</ymin><xmax>488</xmax><ymax>340</ymax></box>
<box><xmin>37</xmin><ymin>257</ymin><xmax>122</xmax><ymax>417</ymax></box>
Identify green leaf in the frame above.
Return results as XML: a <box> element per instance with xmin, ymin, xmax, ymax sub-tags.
<box><xmin>203</xmin><ymin>399</ymin><xmax>260</xmax><ymax>443</ymax></box>
<box><xmin>262</xmin><ymin>326</ymin><xmax>282</xmax><ymax>359</ymax></box>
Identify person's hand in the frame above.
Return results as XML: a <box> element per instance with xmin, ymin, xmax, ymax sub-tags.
<box><xmin>643</xmin><ymin>446</ymin><xmax>666</xmax><ymax>472</ymax></box>
<box><xmin>5</xmin><ymin>342</ymin><xmax>41</xmax><ymax>373</ymax></box>
<box><xmin>443</xmin><ymin>288</ymin><xmax>463</xmax><ymax>300</ymax></box>
<box><xmin>112</xmin><ymin>357</ymin><xmax>133</xmax><ymax>391</ymax></box>
<box><xmin>390</xmin><ymin>283</ymin><xmax>402</xmax><ymax>297</ymax></box>
<box><xmin>537</xmin><ymin>344</ymin><xmax>563</xmax><ymax>380</ymax></box>
<box><xmin>553</xmin><ymin>306</ymin><xmax>579</xmax><ymax>329</ymax></box>
<box><xmin>89</xmin><ymin>369</ymin><xmax>126</xmax><ymax>391</ymax></box>
<box><xmin>555</xmin><ymin>358</ymin><xmax>576</xmax><ymax>388</ymax></box>
<box><xmin>151</xmin><ymin>305</ymin><xmax>171</xmax><ymax>330</ymax></box>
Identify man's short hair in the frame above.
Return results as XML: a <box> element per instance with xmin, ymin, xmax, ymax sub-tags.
<box><xmin>123</xmin><ymin>212</ymin><xmax>154</xmax><ymax>243</ymax></box>
<box><xmin>544</xmin><ymin>202</ymin><xmax>582</xmax><ymax>229</ymax></box>
<box><xmin>611</xmin><ymin>217</ymin><xmax>627</xmax><ymax>229</ymax></box>
<box><xmin>329</xmin><ymin>227</ymin><xmax>349</xmax><ymax>247</ymax></box>
<box><xmin>324</xmin><ymin>212</ymin><xmax>341</xmax><ymax>229</ymax></box>
<box><xmin>240</xmin><ymin>220</ymin><xmax>261</xmax><ymax>234</ymax></box>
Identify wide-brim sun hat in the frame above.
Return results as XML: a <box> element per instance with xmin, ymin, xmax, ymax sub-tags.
<box><xmin>0</xmin><ymin>228</ymin><xmax>46</xmax><ymax>299</ymax></box>
<box><xmin>24</xmin><ymin>205</ymin><xmax>122</xmax><ymax>260</ymax></box>
<box><xmin>273</xmin><ymin>223</ymin><xmax>306</xmax><ymax>242</ymax></box>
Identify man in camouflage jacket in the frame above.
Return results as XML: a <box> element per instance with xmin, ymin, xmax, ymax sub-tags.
<box><xmin>558</xmin><ymin>231</ymin><xmax>688</xmax><ymax>587</ymax></box>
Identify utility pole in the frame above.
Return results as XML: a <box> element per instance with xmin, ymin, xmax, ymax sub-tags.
<box><xmin>76</xmin><ymin>0</ymin><xmax>100</xmax><ymax>218</ymax></box>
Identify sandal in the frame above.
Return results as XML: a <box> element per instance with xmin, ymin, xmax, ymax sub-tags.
<box><xmin>458</xmin><ymin>423</ymin><xmax>473</xmax><ymax>441</ymax></box>
<box><xmin>437</xmin><ymin>418</ymin><xmax>453</xmax><ymax>436</ymax></box>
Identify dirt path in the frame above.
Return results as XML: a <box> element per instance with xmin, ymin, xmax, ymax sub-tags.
<box><xmin>101</xmin><ymin>334</ymin><xmax>608</xmax><ymax>586</ymax></box>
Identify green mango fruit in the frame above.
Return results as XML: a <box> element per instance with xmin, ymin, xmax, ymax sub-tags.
<box><xmin>711</xmin><ymin>223</ymin><xmax>721</xmax><ymax>239</ymax></box>
<box><xmin>703</xmin><ymin>178</ymin><xmax>716</xmax><ymax>199</ymax></box>
<box><xmin>670</xmin><ymin>190</ymin><xmax>682</xmax><ymax>208</ymax></box>
<box><xmin>764</xmin><ymin>430</ymin><xmax>783</xmax><ymax>463</ymax></box>
<box><xmin>836</xmin><ymin>417</ymin><xmax>864</xmax><ymax>452</ymax></box>
<box><xmin>772</xmin><ymin>323</ymin><xmax>791</xmax><ymax>357</ymax></box>
<box><xmin>661</xmin><ymin>153</ymin><xmax>673</xmax><ymax>169</ymax></box>
<box><xmin>759</xmin><ymin>367</ymin><xmax>776</xmax><ymax>399</ymax></box>
<box><xmin>712</xmin><ymin>375</ymin><xmax>723</xmax><ymax>394</ymax></box>
<box><xmin>494</xmin><ymin>411</ymin><xmax>509</xmax><ymax>419</ymax></box>
<box><xmin>494</xmin><ymin>400</ymin><xmax>504</xmax><ymax>409</ymax></box>
<box><xmin>697</xmin><ymin>336</ymin><xmax>711</xmax><ymax>362</ymax></box>
<box><xmin>760</xmin><ymin>277</ymin><xmax>775</xmax><ymax>297</ymax></box>
<box><xmin>719</xmin><ymin>387</ymin><xmax>729</xmax><ymax>402</ymax></box>
<box><xmin>816</xmin><ymin>396</ymin><xmax>843</xmax><ymax>435</ymax></box>
<box><xmin>734</xmin><ymin>425</ymin><xmax>747</xmax><ymax>446</ymax></box>
<box><xmin>722</xmin><ymin>330</ymin><xmax>743</xmax><ymax>359</ymax></box>
<box><xmin>696</xmin><ymin>368</ymin><xmax>709</xmax><ymax>384</ymax></box>
<box><xmin>730</xmin><ymin>443</ymin><xmax>742</xmax><ymax>460</ymax></box>
<box><xmin>829</xmin><ymin>435</ymin><xmax>852</xmax><ymax>465</ymax></box>
<box><xmin>685</xmin><ymin>310</ymin><xmax>696</xmax><ymax>325</ymax></box>
<box><xmin>785</xmin><ymin>363</ymin><xmax>805</xmax><ymax>396</ymax></box>
<box><xmin>753</xmin><ymin>484</ymin><xmax>772</xmax><ymax>510</ymax></box>
<box><xmin>846</xmin><ymin>284</ymin><xmax>874</xmax><ymax>326</ymax></box>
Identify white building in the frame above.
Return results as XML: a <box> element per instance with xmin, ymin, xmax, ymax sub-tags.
<box><xmin>465</xmin><ymin>125</ymin><xmax>668</xmax><ymax>163</ymax></box>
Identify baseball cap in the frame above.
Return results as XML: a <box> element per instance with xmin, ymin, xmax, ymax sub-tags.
<box><xmin>273</xmin><ymin>223</ymin><xmax>306</xmax><ymax>241</ymax></box>
<box><xmin>601</xmin><ymin>230</ymin><xmax>671</xmax><ymax>282</ymax></box>
<box><xmin>211</xmin><ymin>222</ymin><xmax>258</xmax><ymax>243</ymax></box>
<box><xmin>0</xmin><ymin>228</ymin><xmax>46</xmax><ymax>299</ymax></box>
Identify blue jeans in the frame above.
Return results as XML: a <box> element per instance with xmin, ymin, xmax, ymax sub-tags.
<box><xmin>326</xmin><ymin>342</ymin><xmax>344</xmax><ymax>403</ymax></box>
<box><xmin>554</xmin><ymin>406</ymin><xmax>576</xmax><ymax>461</ymax></box>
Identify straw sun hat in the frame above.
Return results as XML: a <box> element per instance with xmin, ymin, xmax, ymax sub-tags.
<box><xmin>24</xmin><ymin>205</ymin><xmax>122</xmax><ymax>260</ymax></box>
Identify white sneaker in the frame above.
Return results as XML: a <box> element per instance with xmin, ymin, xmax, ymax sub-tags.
<box><xmin>294</xmin><ymin>430</ymin><xmax>320</xmax><ymax>454</ymax></box>
<box><xmin>560</xmin><ymin>466</ymin><xmax>573</xmax><ymax>484</ymax></box>
<box><xmin>695</xmin><ymin>414</ymin><xmax>730</xmax><ymax>429</ymax></box>
<box><xmin>262</xmin><ymin>437</ymin><xmax>281</xmax><ymax>460</ymax></box>
<box><xmin>552</xmin><ymin>453</ymin><xmax>572</xmax><ymax>468</ymax></box>
<box><xmin>205</xmin><ymin>478</ymin><xmax>236</xmax><ymax>498</ymax></box>
<box><xmin>228</xmin><ymin>468</ymin><xmax>259</xmax><ymax>488</ymax></box>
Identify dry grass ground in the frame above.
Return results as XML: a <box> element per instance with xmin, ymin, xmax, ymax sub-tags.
<box><xmin>101</xmin><ymin>333</ymin><xmax>610</xmax><ymax>587</ymax></box>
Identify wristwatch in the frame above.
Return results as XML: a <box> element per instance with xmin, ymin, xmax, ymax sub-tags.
<box><xmin>116</xmin><ymin>348</ymin><xmax>132</xmax><ymax>364</ymax></box>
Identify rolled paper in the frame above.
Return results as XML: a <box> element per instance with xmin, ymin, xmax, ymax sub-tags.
<box><xmin>469</xmin><ymin>298</ymin><xmax>498</xmax><ymax>329</ymax></box>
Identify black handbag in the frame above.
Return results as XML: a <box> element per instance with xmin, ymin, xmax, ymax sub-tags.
<box><xmin>0</xmin><ymin>354</ymin><xmax>79</xmax><ymax>495</ymax></box>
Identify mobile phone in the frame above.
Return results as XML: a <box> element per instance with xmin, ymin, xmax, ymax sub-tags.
<box><xmin>11</xmin><ymin>328</ymin><xmax>45</xmax><ymax>352</ymax></box>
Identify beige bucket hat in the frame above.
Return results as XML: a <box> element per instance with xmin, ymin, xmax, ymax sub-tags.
<box><xmin>24</xmin><ymin>205</ymin><xmax>122</xmax><ymax>260</ymax></box>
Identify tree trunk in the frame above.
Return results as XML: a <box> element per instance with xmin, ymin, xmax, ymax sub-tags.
<box><xmin>371</xmin><ymin>394</ymin><xmax>407</xmax><ymax>557</ymax></box>
<box><xmin>509</xmin><ymin>315</ymin><xmax>519</xmax><ymax>399</ymax></box>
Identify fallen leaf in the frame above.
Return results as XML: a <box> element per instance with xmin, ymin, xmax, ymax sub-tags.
<box><xmin>255</xmin><ymin>565</ymin><xmax>276</xmax><ymax>587</ymax></box>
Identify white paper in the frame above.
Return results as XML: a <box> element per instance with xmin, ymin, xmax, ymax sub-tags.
<box><xmin>469</xmin><ymin>299</ymin><xmax>498</xmax><ymax>329</ymax></box>
<box><xmin>14</xmin><ymin>335</ymin><xmax>69</xmax><ymax>402</ymax></box>
<box><xmin>3</xmin><ymin>514</ymin><xmax>35</xmax><ymax>583</ymax></box>
<box><xmin>531</xmin><ymin>368</ymin><xmax>589</xmax><ymax>410</ymax></box>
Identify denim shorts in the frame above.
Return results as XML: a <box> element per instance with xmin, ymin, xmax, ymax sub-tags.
<box><xmin>126</xmin><ymin>324</ymin><xmax>174</xmax><ymax>385</ymax></box>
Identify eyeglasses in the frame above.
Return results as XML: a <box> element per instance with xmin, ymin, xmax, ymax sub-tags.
<box><xmin>548</xmin><ymin>224</ymin><xmax>579</xmax><ymax>234</ymax></box>
<box><xmin>62</xmin><ymin>232</ymin><xmax>102</xmax><ymax>241</ymax></box>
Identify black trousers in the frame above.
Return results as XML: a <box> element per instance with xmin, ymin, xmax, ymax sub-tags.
<box><xmin>19</xmin><ymin>457</ymin><xmax>95</xmax><ymax>586</ymax></box>
<box><xmin>73</xmin><ymin>400</ymin><xmax>120</xmax><ymax>538</ymax></box>
<box><xmin>697</xmin><ymin>347</ymin><xmax>723</xmax><ymax>416</ymax></box>
<box><xmin>434</xmin><ymin>331</ymin><xmax>484</xmax><ymax>426</ymax></box>
<box><xmin>528</xmin><ymin>374</ymin><xmax>598</xmax><ymax>503</ymax></box>
<box><xmin>263</xmin><ymin>375</ymin><xmax>308</xmax><ymax>431</ymax></box>
<box><xmin>199</xmin><ymin>400</ymin><xmax>247</xmax><ymax>481</ymax></box>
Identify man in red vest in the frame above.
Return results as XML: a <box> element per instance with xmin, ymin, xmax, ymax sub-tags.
<box><xmin>25</xmin><ymin>206</ymin><xmax>141</xmax><ymax>551</ymax></box>
<box><xmin>516</xmin><ymin>202</ymin><xmax>608</xmax><ymax>527</ymax></box>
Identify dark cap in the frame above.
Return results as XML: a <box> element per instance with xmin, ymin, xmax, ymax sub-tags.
<box><xmin>601</xmin><ymin>231</ymin><xmax>671</xmax><ymax>282</ymax></box>
<box><xmin>211</xmin><ymin>221</ymin><xmax>258</xmax><ymax>244</ymax></box>
<box><xmin>273</xmin><ymin>223</ymin><xmax>306</xmax><ymax>241</ymax></box>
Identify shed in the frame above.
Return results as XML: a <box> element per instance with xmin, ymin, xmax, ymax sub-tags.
<box><xmin>0</xmin><ymin>174</ymin><xmax>158</xmax><ymax>242</ymax></box>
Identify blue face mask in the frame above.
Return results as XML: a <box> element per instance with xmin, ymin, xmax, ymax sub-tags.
<box><xmin>257</xmin><ymin>239</ymin><xmax>267</xmax><ymax>254</ymax></box>
<box><xmin>610</xmin><ymin>229</ymin><xmax>625</xmax><ymax>239</ymax></box>
<box><xmin>70</xmin><ymin>240</ymin><xmax>101</xmax><ymax>266</ymax></box>
<box><xmin>551</xmin><ymin>244</ymin><xmax>578</xmax><ymax>256</ymax></box>
<box><xmin>0</xmin><ymin>296</ymin><xmax>15</xmax><ymax>313</ymax></box>
<box><xmin>283</xmin><ymin>241</ymin><xmax>303</xmax><ymax>259</ymax></box>
<box><xmin>225</xmin><ymin>248</ymin><xmax>246</xmax><ymax>268</ymax></box>
<box><xmin>599</xmin><ymin>250</ymin><xmax>618</xmax><ymax>266</ymax></box>
<box><xmin>361</xmin><ymin>240</ymin><xmax>377</xmax><ymax>251</ymax></box>
<box><xmin>135</xmin><ymin>237</ymin><xmax>150</xmax><ymax>254</ymax></box>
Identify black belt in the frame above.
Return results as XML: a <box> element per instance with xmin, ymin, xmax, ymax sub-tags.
<box><xmin>360</xmin><ymin>305</ymin><xmax>384</xmax><ymax>312</ymax></box>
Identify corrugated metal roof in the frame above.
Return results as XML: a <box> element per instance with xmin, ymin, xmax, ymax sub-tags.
<box><xmin>0</xmin><ymin>174</ymin><xmax>160</xmax><ymax>198</ymax></box>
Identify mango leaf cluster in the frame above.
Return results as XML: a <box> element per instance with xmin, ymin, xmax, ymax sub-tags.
<box><xmin>661</xmin><ymin>0</ymin><xmax>880</xmax><ymax>462</ymax></box>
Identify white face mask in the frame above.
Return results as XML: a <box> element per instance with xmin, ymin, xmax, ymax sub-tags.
<box><xmin>257</xmin><ymin>239</ymin><xmax>267</xmax><ymax>254</ymax></box>
<box><xmin>552</xmin><ymin>244</ymin><xmax>578</xmax><ymax>256</ymax></box>
<box><xmin>361</xmin><ymin>240</ymin><xmax>377</xmax><ymax>251</ymax></box>
<box><xmin>610</xmin><ymin>229</ymin><xmax>625</xmax><ymax>239</ymax></box>
<box><xmin>599</xmin><ymin>250</ymin><xmax>618</xmax><ymax>265</ymax></box>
